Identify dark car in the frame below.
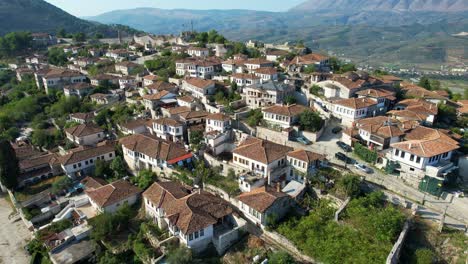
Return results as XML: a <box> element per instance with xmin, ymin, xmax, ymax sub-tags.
<box><xmin>335</xmin><ymin>152</ymin><xmax>352</xmax><ymax>163</ymax></box>
<box><xmin>332</xmin><ymin>126</ymin><xmax>342</xmax><ymax>134</ymax></box>
<box><xmin>336</xmin><ymin>141</ymin><xmax>352</xmax><ymax>152</ymax></box>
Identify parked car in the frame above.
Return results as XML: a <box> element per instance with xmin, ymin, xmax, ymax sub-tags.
<box><xmin>335</xmin><ymin>152</ymin><xmax>353</xmax><ymax>164</ymax></box>
<box><xmin>297</xmin><ymin>136</ymin><xmax>311</xmax><ymax>145</ymax></box>
<box><xmin>337</xmin><ymin>141</ymin><xmax>352</xmax><ymax>152</ymax></box>
<box><xmin>354</xmin><ymin>163</ymin><xmax>372</xmax><ymax>173</ymax></box>
<box><xmin>332</xmin><ymin>126</ymin><xmax>342</xmax><ymax>134</ymax></box>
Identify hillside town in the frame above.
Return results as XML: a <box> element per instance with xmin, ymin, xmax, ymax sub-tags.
<box><xmin>0</xmin><ymin>30</ymin><xmax>467</xmax><ymax>264</ymax></box>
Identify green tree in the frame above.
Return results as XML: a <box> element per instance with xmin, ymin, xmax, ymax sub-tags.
<box><xmin>284</xmin><ymin>95</ymin><xmax>297</xmax><ymax>105</ymax></box>
<box><xmin>94</xmin><ymin>159</ymin><xmax>112</xmax><ymax>179</ymax></box>
<box><xmin>47</xmin><ymin>47</ymin><xmax>68</xmax><ymax>66</ymax></box>
<box><xmin>89</xmin><ymin>204</ymin><xmax>134</xmax><ymax>241</ymax></box>
<box><xmin>418</xmin><ymin>76</ymin><xmax>432</xmax><ymax>90</ymax></box>
<box><xmin>110</xmin><ymin>156</ymin><xmax>126</xmax><ymax>179</ymax></box>
<box><xmin>247</xmin><ymin>108</ymin><xmax>263</xmax><ymax>127</ymax></box>
<box><xmin>166</xmin><ymin>246</ymin><xmax>192</xmax><ymax>264</ymax></box>
<box><xmin>299</xmin><ymin>110</ymin><xmax>323</xmax><ymax>132</ymax></box>
<box><xmin>0</xmin><ymin>32</ymin><xmax>32</xmax><ymax>58</ymax></box>
<box><xmin>72</xmin><ymin>32</ymin><xmax>86</xmax><ymax>42</ymax></box>
<box><xmin>56</xmin><ymin>28</ymin><xmax>66</xmax><ymax>38</ymax></box>
<box><xmin>51</xmin><ymin>177</ymin><xmax>72</xmax><ymax>195</ymax></box>
<box><xmin>133</xmin><ymin>170</ymin><xmax>156</xmax><ymax>189</ymax></box>
<box><xmin>268</xmin><ymin>250</ymin><xmax>297</xmax><ymax>264</ymax></box>
<box><xmin>189</xmin><ymin>130</ymin><xmax>204</xmax><ymax>150</ymax></box>
<box><xmin>0</xmin><ymin>140</ymin><xmax>19</xmax><ymax>189</ymax></box>
<box><xmin>31</xmin><ymin>129</ymin><xmax>53</xmax><ymax>148</ymax></box>
<box><xmin>335</xmin><ymin>174</ymin><xmax>361</xmax><ymax>198</ymax></box>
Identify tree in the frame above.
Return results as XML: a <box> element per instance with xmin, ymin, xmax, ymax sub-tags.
<box><xmin>0</xmin><ymin>140</ymin><xmax>19</xmax><ymax>189</ymax></box>
<box><xmin>230</xmin><ymin>81</ymin><xmax>238</xmax><ymax>92</ymax></box>
<box><xmin>418</xmin><ymin>76</ymin><xmax>432</xmax><ymax>90</ymax></box>
<box><xmin>133</xmin><ymin>170</ymin><xmax>156</xmax><ymax>189</ymax></box>
<box><xmin>166</xmin><ymin>246</ymin><xmax>192</xmax><ymax>264</ymax></box>
<box><xmin>284</xmin><ymin>95</ymin><xmax>297</xmax><ymax>105</ymax></box>
<box><xmin>247</xmin><ymin>109</ymin><xmax>263</xmax><ymax>127</ymax></box>
<box><xmin>299</xmin><ymin>110</ymin><xmax>323</xmax><ymax>132</ymax></box>
<box><xmin>56</xmin><ymin>28</ymin><xmax>66</xmax><ymax>38</ymax></box>
<box><xmin>0</xmin><ymin>32</ymin><xmax>33</xmax><ymax>58</ymax></box>
<box><xmin>335</xmin><ymin>174</ymin><xmax>361</xmax><ymax>198</ymax></box>
<box><xmin>268</xmin><ymin>250</ymin><xmax>297</xmax><ymax>264</ymax></box>
<box><xmin>47</xmin><ymin>47</ymin><xmax>68</xmax><ymax>66</ymax></box>
<box><xmin>110</xmin><ymin>156</ymin><xmax>126</xmax><ymax>179</ymax></box>
<box><xmin>51</xmin><ymin>177</ymin><xmax>72</xmax><ymax>194</ymax></box>
<box><xmin>309</xmin><ymin>85</ymin><xmax>323</xmax><ymax>96</ymax></box>
<box><xmin>72</xmin><ymin>32</ymin><xmax>86</xmax><ymax>42</ymax></box>
<box><xmin>189</xmin><ymin>130</ymin><xmax>204</xmax><ymax>150</ymax></box>
<box><xmin>94</xmin><ymin>159</ymin><xmax>112</xmax><ymax>179</ymax></box>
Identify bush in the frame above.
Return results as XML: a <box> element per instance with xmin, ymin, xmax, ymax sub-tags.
<box><xmin>414</xmin><ymin>248</ymin><xmax>435</xmax><ymax>264</ymax></box>
<box><xmin>299</xmin><ymin>110</ymin><xmax>324</xmax><ymax>132</ymax></box>
<box><xmin>133</xmin><ymin>170</ymin><xmax>157</xmax><ymax>189</ymax></box>
<box><xmin>247</xmin><ymin>109</ymin><xmax>263</xmax><ymax>127</ymax></box>
<box><xmin>166</xmin><ymin>246</ymin><xmax>192</xmax><ymax>264</ymax></box>
<box><xmin>268</xmin><ymin>250</ymin><xmax>297</xmax><ymax>264</ymax></box>
<box><xmin>354</xmin><ymin>143</ymin><xmax>378</xmax><ymax>163</ymax></box>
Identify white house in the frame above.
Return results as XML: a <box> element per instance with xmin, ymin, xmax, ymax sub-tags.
<box><xmin>119</xmin><ymin>134</ymin><xmax>193</xmax><ymax>173</ymax></box>
<box><xmin>262</xmin><ymin>104</ymin><xmax>310</xmax><ymax>128</ymax></box>
<box><xmin>187</xmin><ymin>47</ymin><xmax>210</xmax><ymax>57</ymax></box>
<box><xmin>222</xmin><ymin>59</ymin><xmax>246</xmax><ymax>73</ymax></box>
<box><xmin>176</xmin><ymin>59</ymin><xmax>217</xmax><ymax>79</ymax></box>
<box><xmin>243</xmin><ymin>81</ymin><xmax>295</xmax><ymax>108</ymax></box>
<box><xmin>237</xmin><ymin>186</ymin><xmax>291</xmax><ymax>228</ymax></box>
<box><xmin>152</xmin><ymin>118</ymin><xmax>185</xmax><ymax>142</ymax></box>
<box><xmin>230</xmin><ymin>73</ymin><xmax>261</xmax><ymax>87</ymax></box>
<box><xmin>206</xmin><ymin>113</ymin><xmax>231</xmax><ymax>133</ymax></box>
<box><xmin>332</xmin><ymin>97</ymin><xmax>377</xmax><ymax>127</ymax></box>
<box><xmin>115</xmin><ymin>61</ymin><xmax>140</xmax><ymax>75</ymax></box>
<box><xmin>118</xmin><ymin>119</ymin><xmax>150</xmax><ymax>135</ymax></box>
<box><xmin>287</xmin><ymin>149</ymin><xmax>326</xmax><ymax>180</ymax></box>
<box><xmin>388</xmin><ymin>126</ymin><xmax>459</xmax><ymax>186</ymax></box>
<box><xmin>254</xmin><ymin>68</ymin><xmax>278</xmax><ymax>81</ymax></box>
<box><xmin>143</xmin><ymin>182</ymin><xmax>241</xmax><ymax>254</ymax></box>
<box><xmin>42</xmin><ymin>69</ymin><xmax>87</xmax><ymax>94</ymax></box>
<box><xmin>65</xmin><ymin>124</ymin><xmax>105</xmax><ymax>146</ymax></box>
<box><xmin>355</xmin><ymin>116</ymin><xmax>405</xmax><ymax>150</ymax></box>
<box><xmin>233</xmin><ymin>137</ymin><xmax>293</xmax><ymax>184</ymax></box>
<box><xmin>244</xmin><ymin>58</ymin><xmax>274</xmax><ymax>72</ymax></box>
<box><xmin>181</xmin><ymin>78</ymin><xmax>216</xmax><ymax>100</ymax></box>
<box><xmin>59</xmin><ymin>142</ymin><xmax>116</xmax><ymax>177</ymax></box>
<box><xmin>86</xmin><ymin>179</ymin><xmax>141</xmax><ymax>214</ymax></box>
<box><xmin>63</xmin><ymin>83</ymin><xmax>93</xmax><ymax>99</ymax></box>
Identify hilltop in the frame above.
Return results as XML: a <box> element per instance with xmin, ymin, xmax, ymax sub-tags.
<box><xmin>0</xmin><ymin>0</ymin><xmax>139</xmax><ymax>37</ymax></box>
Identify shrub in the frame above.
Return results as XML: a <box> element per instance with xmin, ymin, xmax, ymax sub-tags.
<box><xmin>354</xmin><ymin>143</ymin><xmax>378</xmax><ymax>163</ymax></box>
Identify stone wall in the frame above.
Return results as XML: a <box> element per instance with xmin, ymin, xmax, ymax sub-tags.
<box><xmin>386</xmin><ymin>220</ymin><xmax>411</xmax><ymax>264</ymax></box>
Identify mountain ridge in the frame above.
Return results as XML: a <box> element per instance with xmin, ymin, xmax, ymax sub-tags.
<box><xmin>290</xmin><ymin>0</ymin><xmax>468</xmax><ymax>12</ymax></box>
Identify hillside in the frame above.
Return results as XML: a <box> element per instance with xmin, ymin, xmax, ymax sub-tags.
<box><xmin>290</xmin><ymin>0</ymin><xmax>468</xmax><ymax>12</ymax></box>
<box><xmin>0</xmin><ymin>0</ymin><xmax>139</xmax><ymax>37</ymax></box>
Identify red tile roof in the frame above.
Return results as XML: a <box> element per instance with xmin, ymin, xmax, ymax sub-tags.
<box><xmin>233</xmin><ymin>137</ymin><xmax>293</xmax><ymax>164</ymax></box>
<box><xmin>237</xmin><ymin>186</ymin><xmax>289</xmax><ymax>213</ymax></box>
<box><xmin>86</xmin><ymin>179</ymin><xmax>141</xmax><ymax>208</ymax></box>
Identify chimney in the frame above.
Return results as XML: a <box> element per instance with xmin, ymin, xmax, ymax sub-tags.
<box><xmin>409</xmin><ymin>143</ymin><xmax>412</xmax><ymax>149</ymax></box>
<box><xmin>276</xmin><ymin>182</ymin><xmax>281</xmax><ymax>192</ymax></box>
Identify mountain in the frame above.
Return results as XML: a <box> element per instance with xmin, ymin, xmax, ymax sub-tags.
<box><xmin>0</xmin><ymin>0</ymin><xmax>139</xmax><ymax>37</ymax></box>
<box><xmin>290</xmin><ymin>0</ymin><xmax>468</xmax><ymax>12</ymax></box>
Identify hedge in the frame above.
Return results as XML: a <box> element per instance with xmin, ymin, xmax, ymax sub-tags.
<box><xmin>354</xmin><ymin>143</ymin><xmax>378</xmax><ymax>163</ymax></box>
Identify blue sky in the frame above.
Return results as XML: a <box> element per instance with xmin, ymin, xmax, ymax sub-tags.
<box><xmin>45</xmin><ymin>0</ymin><xmax>305</xmax><ymax>17</ymax></box>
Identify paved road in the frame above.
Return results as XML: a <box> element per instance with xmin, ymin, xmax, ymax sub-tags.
<box><xmin>0</xmin><ymin>195</ymin><xmax>31</xmax><ymax>264</ymax></box>
<box><xmin>305</xmin><ymin>121</ymin><xmax>468</xmax><ymax>227</ymax></box>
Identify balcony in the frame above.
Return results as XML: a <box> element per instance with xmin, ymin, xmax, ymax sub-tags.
<box><xmin>425</xmin><ymin>160</ymin><xmax>457</xmax><ymax>178</ymax></box>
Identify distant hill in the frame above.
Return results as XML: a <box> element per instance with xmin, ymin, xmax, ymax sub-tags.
<box><xmin>0</xmin><ymin>0</ymin><xmax>139</xmax><ymax>37</ymax></box>
<box><xmin>290</xmin><ymin>0</ymin><xmax>468</xmax><ymax>12</ymax></box>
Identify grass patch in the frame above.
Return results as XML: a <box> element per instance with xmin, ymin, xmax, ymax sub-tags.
<box><xmin>14</xmin><ymin>175</ymin><xmax>67</xmax><ymax>202</ymax></box>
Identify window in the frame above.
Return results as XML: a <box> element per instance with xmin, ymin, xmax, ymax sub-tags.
<box><xmin>442</xmin><ymin>152</ymin><xmax>448</xmax><ymax>158</ymax></box>
<box><xmin>189</xmin><ymin>234</ymin><xmax>193</xmax><ymax>241</ymax></box>
<box><xmin>109</xmin><ymin>153</ymin><xmax>113</xmax><ymax>158</ymax></box>
<box><xmin>416</xmin><ymin>157</ymin><xmax>421</xmax><ymax>164</ymax></box>
<box><xmin>400</xmin><ymin>151</ymin><xmax>405</xmax><ymax>158</ymax></box>
<box><xmin>73</xmin><ymin>164</ymin><xmax>77</xmax><ymax>169</ymax></box>
<box><xmin>410</xmin><ymin>168</ymin><xmax>415</xmax><ymax>172</ymax></box>
<box><xmin>78</xmin><ymin>163</ymin><xmax>82</xmax><ymax>167</ymax></box>
<box><xmin>194</xmin><ymin>231</ymin><xmax>199</xmax><ymax>239</ymax></box>
<box><xmin>85</xmin><ymin>161</ymin><xmax>89</xmax><ymax>165</ymax></box>
<box><xmin>200</xmin><ymin>229</ymin><xmax>204</xmax><ymax>237</ymax></box>
<box><xmin>395</xmin><ymin>149</ymin><xmax>399</xmax><ymax>156</ymax></box>
<box><xmin>410</xmin><ymin>155</ymin><xmax>415</xmax><ymax>162</ymax></box>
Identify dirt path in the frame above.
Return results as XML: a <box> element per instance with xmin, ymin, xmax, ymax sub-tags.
<box><xmin>0</xmin><ymin>194</ymin><xmax>31</xmax><ymax>264</ymax></box>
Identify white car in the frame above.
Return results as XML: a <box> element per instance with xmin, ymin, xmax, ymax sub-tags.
<box><xmin>354</xmin><ymin>163</ymin><xmax>372</xmax><ymax>174</ymax></box>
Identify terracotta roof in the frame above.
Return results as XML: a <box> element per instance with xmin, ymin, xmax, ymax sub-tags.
<box><xmin>59</xmin><ymin>142</ymin><xmax>115</xmax><ymax>166</ymax></box>
<box><xmin>334</xmin><ymin>97</ymin><xmax>377</xmax><ymax>109</ymax></box>
<box><xmin>143</xmin><ymin>75</ymin><xmax>159</xmax><ymax>81</ymax></box>
<box><xmin>119</xmin><ymin>134</ymin><xmax>190</xmax><ymax>162</ymax></box>
<box><xmin>245</xmin><ymin>58</ymin><xmax>272</xmax><ymax>65</ymax></box>
<box><xmin>179</xmin><ymin>111</ymin><xmax>209</xmax><ymax>121</ymax></box>
<box><xmin>185</xmin><ymin>78</ymin><xmax>215</xmax><ymax>89</ymax></box>
<box><xmin>355</xmin><ymin>88</ymin><xmax>396</xmax><ymax>99</ymax></box>
<box><xmin>65</xmin><ymin>124</ymin><xmax>103</xmax><ymax>137</ymax></box>
<box><xmin>359</xmin><ymin>122</ymin><xmax>405</xmax><ymax>139</ymax></box>
<box><xmin>222</xmin><ymin>59</ymin><xmax>246</xmax><ymax>66</ymax></box>
<box><xmin>143</xmin><ymin>90</ymin><xmax>173</xmax><ymax>101</ymax></box>
<box><xmin>263</xmin><ymin>104</ymin><xmax>310</xmax><ymax>117</ymax></box>
<box><xmin>387</xmin><ymin>110</ymin><xmax>428</xmax><ymax>122</ymax></box>
<box><xmin>457</xmin><ymin>100</ymin><xmax>468</xmax><ymax>115</ymax></box>
<box><xmin>119</xmin><ymin>119</ymin><xmax>151</xmax><ymax>130</ymax></box>
<box><xmin>92</xmin><ymin>74</ymin><xmax>117</xmax><ymax>81</ymax></box>
<box><xmin>153</xmin><ymin>118</ymin><xmax>183</xmax><ymax>127</ymax></box>
<box><xmin>377</xmin><ymin>75</ymin><xmax>403</xmax><ymax>83</ymax></box>
<box><xmin>177</xmin><ymin>95</ymin><xmax>195</xmax><ymax>103</ymax></box>
<box><xmin>400</xmin><ymin>83</ymin><xmax>448</xmax><ymax>100</ymax></box>
<box><xmin>86</xmin><ymin>179</ymin><xmax>141</xmax><ymax>208</ymax></box>
<box><xmin>287</xmin><ymin>149</ymin><xmax>325</xmax><ymax>163</ymax></box>
<box><xmin>391</xmin><ymin>126</ymin><xmax>459</xmax><ymax>157</ymax></box>
<box><xmin>266</xmin><ymin>49</ymin><xmax>289</xmax><ymax>56</ymax></box>
<box><xmin>168</xmin><ymin>106</ymin><xmax>191</xmax><ymax>115</ymax></box>
<box><xmin>146</xmin><ymin>81</ymin><xmax>177</xmax><ymax>92</ymax></box>
<box><xmin>116</xmin><ymin>61</ymin><xmax>139</xmax><ymax>68</ymax></box>
<box><xmin>206</xmin><ymin>113</ymin><xmax>231</xmax><ymax>122</ymax></box>
<box><xmin>231</xmin><ymin>73</ymin><xmax>260</xmax><ymax>80</ymax></box>
<box><xmin>144</xmin><ymin>182</ymin><xmax>232</xmax><ymax>234</ymax></box>
<box><xmin>44</xmin><ymin>69</ymin><xmax>83</xmax><ymax>79</ymax></box>
<box><xmin>19</xmin><ymin>153</ymin><xmax>59</xmax><ymax>171</ymax></box>
<box><xmin>64</xmin><ymin>82</ymin><xmax>92</xmax><ymax>90</ymax></box>
<box><xmin>288</xmin><ymin>53</ymin><xmax>329</xmax><ymax>66</ymax></box>
<box><xmin>237</xmin><ymin>186</ymin><xmax>289</xmax><ymax>213</ymax></box>
<box><xmin>70</xmin><ymin>112</ymin><xmax>94</xmax><ymax>121</ymax></box>
<box><xmin>254</xmin><ymin>67</ymin><xmax>278</xmax><ymax>75</ymax></box>
<box><xmin>396</xmin><ymin>98</ymin><xmax>438</xmax><ymax>115</ymax></box>
<box><xmin>81</xmin><ymin>176</ymin><xmax>106</xmax><ymax>190</ymax></box>
<box><xmin>233</xmin><ymin>137</ymin><xmax>293</xmax><ymax>164</ymax></box>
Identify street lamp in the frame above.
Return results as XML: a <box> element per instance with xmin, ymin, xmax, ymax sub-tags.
<box><xmin>421</xmin><ymin>178</ymin><xmax>429</xmax><ymax>205</ymax></box>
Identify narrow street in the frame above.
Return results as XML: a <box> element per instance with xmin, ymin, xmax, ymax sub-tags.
<box><xmin>0</xmin><ymin>194</ymin><xmax>31</xmax><ymax>264</ymax></box>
